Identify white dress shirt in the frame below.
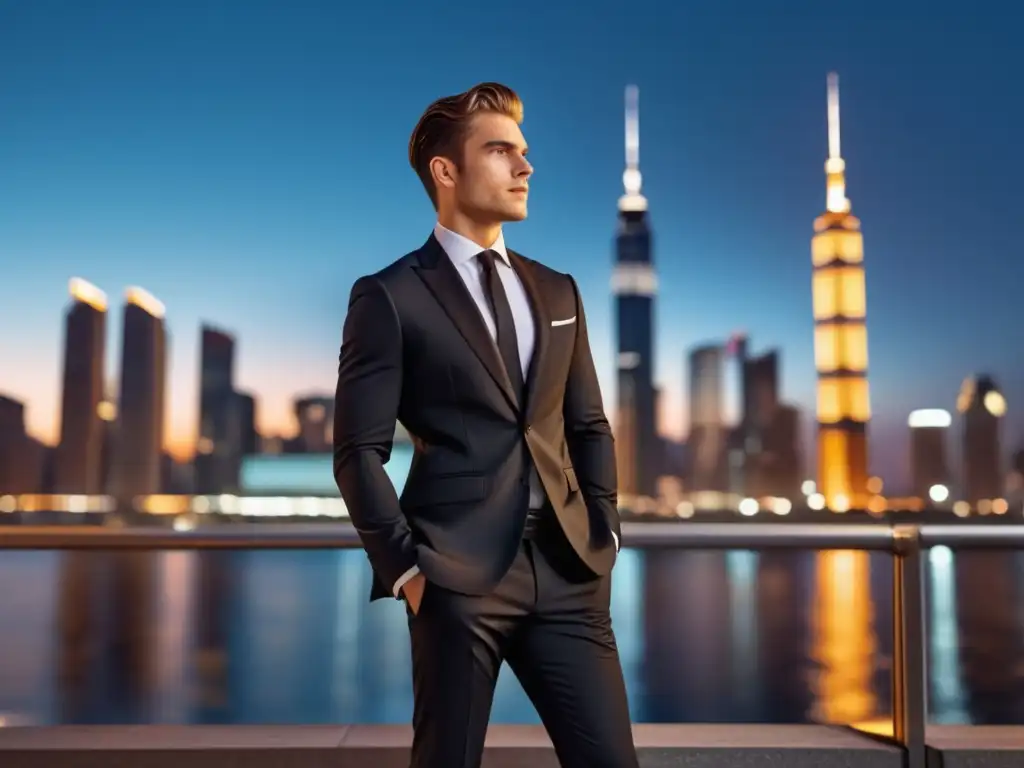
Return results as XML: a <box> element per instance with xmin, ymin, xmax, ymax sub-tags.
<box><xmin>393</xmin><ymin>223</ymin><xmax>616</xmax><ymax>597</ymax></box>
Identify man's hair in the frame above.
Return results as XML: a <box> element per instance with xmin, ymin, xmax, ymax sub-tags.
<box><xmin>408</xmin><ymin>82</ymin><xmax>524</xmax><ymax>208</ymax></box>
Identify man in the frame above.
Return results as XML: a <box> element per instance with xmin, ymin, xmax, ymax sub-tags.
<box><xmin>333</xmin><ymin>82</ymin><xmax>638</xmax><ymax>768</ymax></box>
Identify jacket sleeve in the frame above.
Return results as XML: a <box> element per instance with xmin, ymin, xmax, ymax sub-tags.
<box><xmin>561</xmin><ymin>275</ymin><xmax>620</xmax><ymax>544</ymax></box>
<box><xmin>333</xmin><ymin>275</ymin><xmax>418</xmax><ymax>589</ymax></box>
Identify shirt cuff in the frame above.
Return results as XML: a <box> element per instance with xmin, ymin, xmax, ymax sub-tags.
<box><xmin>612</xmin><ymin>532</ymin><xmax>619</xmax><ymax>551</ymax></box>
<box><xmin>393</xmin><ymin>565</ymin><xmax>420</xmax><ymax>598</ymax></box>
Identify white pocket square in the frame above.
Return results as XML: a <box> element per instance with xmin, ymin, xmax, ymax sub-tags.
<box><xmin>551</xmin><ymin>316</ymin><xmax>576</xmax><ymax>327</ymax></box>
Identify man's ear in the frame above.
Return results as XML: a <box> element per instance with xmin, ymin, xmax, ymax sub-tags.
<box><xmin>430</xmin><ymin>156</ymin><xmax>458</xmax><ymax>191</ymax></box>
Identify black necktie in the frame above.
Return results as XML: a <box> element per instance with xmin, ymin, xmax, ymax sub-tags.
<box><xmin>478</xmin><ymin>249</ymin><xmax>524</xmax><ymax>403</ymax></box>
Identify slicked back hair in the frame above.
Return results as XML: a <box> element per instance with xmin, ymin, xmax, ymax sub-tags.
<box><xmin>408</xmin><ymin>82</ymin><xmax>524</xmax><ymax>208</ymax></box>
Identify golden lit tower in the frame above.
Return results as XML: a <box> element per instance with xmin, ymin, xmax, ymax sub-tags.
<box><xmin>811</xmin><ymin>73</ymin><xmax>870</xmax><ymax>511</ymax></box>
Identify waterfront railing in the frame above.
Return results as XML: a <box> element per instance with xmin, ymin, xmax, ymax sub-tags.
<box><xmin>5</xmin><ymin>521</ymin><xmax>1024</xmax><ymax>768</ymax></box>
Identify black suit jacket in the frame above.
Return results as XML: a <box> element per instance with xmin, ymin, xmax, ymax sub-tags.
<box><xmin>333</xmin><ymin>234</ymin><xmax>620</xmax><ymax>601</ymax></box>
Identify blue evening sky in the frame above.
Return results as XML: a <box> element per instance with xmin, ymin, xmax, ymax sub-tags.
<box><xmin>0</xmin><ymin>0</ymin><xmax>1020</xmax><ymax>486</ymax></box>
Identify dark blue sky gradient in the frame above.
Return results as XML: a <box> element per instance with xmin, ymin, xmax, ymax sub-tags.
<box><xmin>1</xmin><ymin>0</ymin><xmax>1021</xmax><ymax>487</ymax></box>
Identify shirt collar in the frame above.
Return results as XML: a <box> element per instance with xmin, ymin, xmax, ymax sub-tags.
<box><xmin>433</xmin><ymin>222</ymin><xmax>510</xmax><ymax>267</ymax></box>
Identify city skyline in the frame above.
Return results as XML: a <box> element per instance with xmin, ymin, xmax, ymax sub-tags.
<box><xmin>1</xmin><ymin>1</ymin><xmax>1021</xmax><ymax>483</ymax></box>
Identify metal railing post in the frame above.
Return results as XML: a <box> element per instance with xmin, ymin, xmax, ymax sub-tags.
<box><xmin>891</xmin><ymin>525</ymin><xmax>927</xmax><ymax>768</ymax></box>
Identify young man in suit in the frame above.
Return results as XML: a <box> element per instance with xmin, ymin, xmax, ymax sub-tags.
<box><xmin>334</xmin><ymin>81</ymin><xmax>638</xmax><ymax>768</ymax></box>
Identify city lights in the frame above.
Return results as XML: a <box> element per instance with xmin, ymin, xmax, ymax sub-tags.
<box><xmin>68</xmin><ymin>277</ymin><xmax>108</xmax><ymax>312</ymax></box>
<box><xmin>1</xmin><ymin>75</ymin><xmax>1020</xmax><ymax>525</ymax></box>
<box><xmin>984</xmin><ymin>390</ymin><xmax>1007</xmax><ymax>417</ymax></box>
<box><xmin>125</xmin><ymin>286</ymin><xmax>166</xmax><ymax>318</ymax></box>
<box><xmin>812</xmin><ymin>73</ymin><xmax>871</xmax><ymax>511</ymax></box>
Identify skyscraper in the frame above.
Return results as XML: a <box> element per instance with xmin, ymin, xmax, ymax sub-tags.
<box><xmin>195</xmin><ymin>325</ymin><xmax>242</xmax><ymax>494</ymax></box>
<box><xmin>0</xmin><ymin>395</ymin><xmax>43</xmax><ymax>494</ymax></box>
<box><xmin>237</xmin><ymin>391</ymin><xmax>259</xmax><ymax>455</ymax></box>
<box><xmin>811</xmin><ymin>73</ymin><xmax>871</xmax><ymax>510</ymax></box>
<box><xmin>111</xmin><ymin>287</ymin><xmax>167</xmax><ymax>500</ymax></box>
<box><xmin>907</xmin><ymin>408</ymin><xmax>951</xmax><ymax>501</ymax></box>
<box><xmin>742</xmin><ymin>349</ymin><xmax>781</xmax><ymax>497</ymax></box>
<box><xmin>687</xmin><ymin>344</ymin><xmax>727</xmax><ymax>491</ymax></box>
<box><xmin>612</xmin><ymin>85</ymin><xmax>659</xmax><ymax>499</ymax></box>
<box><xmin>294</xmin><ymin>394</ymin><xmax>334</xmax><ymax>453</ymax></box>
<box><xmin>957</xmin><ymin>375</ymin><xmax>1006</xmax><ymax>503</ymax></box>
<box><xmin>55</xmin><ymin>278</ymin><xmax>108</xmax><ymax>494</ymax></box>
<box><xmin>764</xmin><ymin>404</ymin><xmax>803</xmax><ymax>499</ymax></box>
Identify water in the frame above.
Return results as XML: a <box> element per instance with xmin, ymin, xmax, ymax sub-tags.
<box><xmin>2</xmin><ymin>544</ymin><xmax>1024</xmax><ymax>727</ymax></box>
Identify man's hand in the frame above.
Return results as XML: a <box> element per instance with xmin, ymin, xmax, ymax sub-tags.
<box><xmin>403</xmin><ymin>572</ymin><xmax>427</xmax><ymax>615</ymax></box>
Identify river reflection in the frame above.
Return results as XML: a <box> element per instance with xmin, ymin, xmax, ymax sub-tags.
<box><xmin>1</xmin><ymin>545</ymin><xmax>1023</xmax><ymax>725</ymax></box>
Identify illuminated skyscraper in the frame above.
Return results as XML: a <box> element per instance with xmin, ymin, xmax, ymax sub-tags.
<box><xmin>907</xmin><ymin>409</ymin><xmax>952</xmax><ymax>501</ymax></box>
<box><xmin>111</xmin><ymin>287</ymin><xmax>167</xmax><ymax>500</ymax></box>
<box><xmin>55</xmin><ymin>278</ymin><xmax>108</xmax><ymax>493</ymax></box>
<box><xmin>811</xmin><ymin>73</ymin><xmax>870</xmax><ymax>510</ymax></box>
<box><xmin>612</xmin><ymin>85</ymin><xmax>659</xmax><ymax>498</ymax></box>
<box><xmin>957</xmin><ymin>375</ymin><xmax>1006</xmax><ymax>503</ymax></box>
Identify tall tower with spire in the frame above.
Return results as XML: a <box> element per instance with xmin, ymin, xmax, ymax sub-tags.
<box><xmin>612</xmin><ymin>85</ymin><xmax>659</xmax><ymax>500</ymax></box>
<box><xmin>811</xmin><ymin>73</ymin><xmax>870</xmax><ymax>511</ymax></box>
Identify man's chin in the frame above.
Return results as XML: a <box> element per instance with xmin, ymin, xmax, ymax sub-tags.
<box><xmin>501</xmin><ymin>205</ymin><xmax>528</xmax><ymax>222</ymax></box>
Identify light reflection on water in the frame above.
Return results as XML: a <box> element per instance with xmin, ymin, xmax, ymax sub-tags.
<box><xmin>0</xmin><ymin>545</ymin><xmax>1022</xmax><ymax>726</ymax></box>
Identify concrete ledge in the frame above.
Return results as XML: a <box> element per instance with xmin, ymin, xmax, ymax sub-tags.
<box><xmin>926</xmin><ymin>725</ymin><xmax>1024</xmax><ymax>767</ymax></box>
<box><xmin>0</xmin><ymin>723</ymin><xmax>903</xmax><ymax>767</ymax></box>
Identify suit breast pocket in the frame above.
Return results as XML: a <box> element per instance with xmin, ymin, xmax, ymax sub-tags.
<box><xmin>545</xmin><ymin>323</ymin><xmax>576</xmax><ymax>386</ymax></box>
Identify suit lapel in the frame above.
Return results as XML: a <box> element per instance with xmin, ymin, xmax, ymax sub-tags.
<box><xmin>412</xmin><ymin>235</ymin><xmax>519</xmax><ymax>412</ymax></box>
<box><xmin>508</xmin><ymin>249</ymin><xmax>550</xmax><ymax>422</ymax></box>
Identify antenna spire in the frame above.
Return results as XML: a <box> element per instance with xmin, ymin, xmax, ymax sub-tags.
<box><xmin>619</xmin><ymin>84</ymin><xmax>647</xmax><ymax>212</ymax></box>
<box><xmin>625</xmin><ymin>85</ymin><xmax>639</xmax><ymax>173</ymax></box>
<box><xmin>827</xmin><ymin>72</ymin><xmax>841</xmax><ymax>160</ymax></box>
<box><xmin>824</xmin><ymin>72</ymin><xmax>851</xmax><ymax>214</ymax></box>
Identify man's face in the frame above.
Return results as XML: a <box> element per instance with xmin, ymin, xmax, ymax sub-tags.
<box><xmin>449</xmin><ymin>112</ymin><xmax>533</xmax><ymax>223</ymax></box>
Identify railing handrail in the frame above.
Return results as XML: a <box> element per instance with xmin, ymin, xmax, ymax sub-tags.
<box><xmin>1</xmin><ymin>520</ymin><xmax>1023</xmax><ymax>551</ymax></box>
<box><xmin>919</xmin><ymin>524</ymin><xmax>1024</xmax><ymax>547</ymax></box>
<box><xmin>619</xmin><ymin>522</ymin><xmax>897</xmax><ymax>550</ymax></box>
<box><xmin>0</xmin><ymin>523</ymin><xmax>365</xmax><ymax>550</ymax></box>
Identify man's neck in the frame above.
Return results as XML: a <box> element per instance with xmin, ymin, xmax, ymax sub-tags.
<box><xmin>437</xmin><ymin>210</ymin><xmax>502</xmax><ymax>250</ymax></box>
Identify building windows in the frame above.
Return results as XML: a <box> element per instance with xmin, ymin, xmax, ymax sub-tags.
<box><xmin>813</xmin><ymin>267</ymin><xmax>866</xmax><ymax>320</ymax></box>
<box><xmin>814</xmin><ymin>323</ymin><xmax>868</xmax><ymax>373</ymax></box>
<box><xmin>812</xmin><ymin>229</ymin><xmax>864</xmax><ymax>267</ymax></box>
<box><xmin>817</xmin><ymin>376</ymin><xmax>871</xmax><ymax>423</ymax></box>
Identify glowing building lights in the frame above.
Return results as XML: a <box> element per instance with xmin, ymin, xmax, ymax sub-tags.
<box><xmin>738</xmin><ymin>497</ymin><xmax>759</xmax><ymax>516</ymax></box>
<box><xmin>812</xmin><ymin>72</ymin><xmax>871</xmax><ymax>511</ymax></box>
<box><xmin>825</xmin><ymin>72</ymin><xmax>851</xmax><ymax>215</ymax></box>
<box><xmin>618</xmin><ymin>84</ymin><xmax>647</xmax><ymax>213</ymax></box>
<box><xmin>125</xmin><ymin>286</ymin><xmax>166</xmax><ymax>318</ymax></box>
<box><xmin>69</xmin><ymin>277</ymin><xmax>108</xmax><ymax>312</ymax></box>
<box><xmin>958</xmin><ymin>375</ymin><xmax>1005</xmax><ymax>503</ymax></box>
<box><xmin>908</xmin><ymin>409</ymin><xmax>952</xmax><ymax>429</ymax></box>
<box><xmin>984</xmin><ymin>390</ymin><xmax>1007</xmax><ymax>417</ymax></box>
